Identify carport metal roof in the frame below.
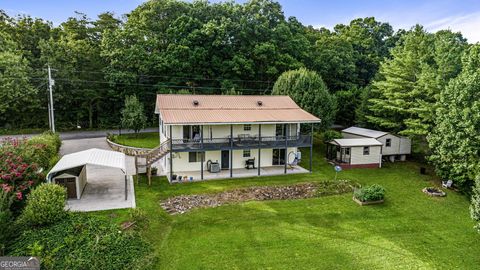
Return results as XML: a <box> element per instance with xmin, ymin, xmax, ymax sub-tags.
<box><xmin>47</xmin><ymin>148</ymin><xmax>126</xmax><ymax>181</ymax></box>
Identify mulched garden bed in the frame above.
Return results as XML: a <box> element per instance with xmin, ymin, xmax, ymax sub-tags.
<box><xmin>161</xmin><ymin>180</ymin><xmax>359</xmax><ymax>214</ymax></box>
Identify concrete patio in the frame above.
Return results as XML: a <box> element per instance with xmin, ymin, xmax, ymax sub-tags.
<box><xmin>66</xmin><ymin>164</ymin><xmax>135</xmax><ymax>212</ymax></box>
<box><xmin>169</xmin><ymin>165</ymin><xmax>309</xmax><ymax>182</ymax></box>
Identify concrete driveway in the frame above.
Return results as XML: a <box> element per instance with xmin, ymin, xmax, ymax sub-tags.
<box><xmin>60</xmin><ymin>137</ymin><xmax>136</xmax><ymax>212</ymax></box>
<box><xmin>66</xmin><ymin>165</ymin><xmax>135</xmax><ymax>212</ymax></box>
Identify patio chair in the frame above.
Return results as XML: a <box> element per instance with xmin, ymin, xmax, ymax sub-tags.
<box><xmin>442</xmin><ymin>180</ymin><xmax>453</xmax><ymax>189</ymax></box>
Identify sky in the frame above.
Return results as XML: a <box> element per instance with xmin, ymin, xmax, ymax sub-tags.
<box><xmin>3</xmin><ymin>0</ymin><xmax>480</xmax><ymax>42</ymax></box>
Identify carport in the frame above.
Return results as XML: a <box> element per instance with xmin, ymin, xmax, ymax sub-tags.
<box><xmin>47</xmin><ymin>148</ymin><xmax>135</xmax><ymax>211</ymax></box>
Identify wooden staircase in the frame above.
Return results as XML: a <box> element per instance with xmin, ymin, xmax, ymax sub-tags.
<box><xmin>135</xmin><ymin>139</ymin><xmax>170</xmax><ymax>185</ymax></box>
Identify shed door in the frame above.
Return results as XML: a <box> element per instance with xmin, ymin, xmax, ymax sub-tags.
<box><xmin>56</xmin><ymin>178</ymin><xmax>77</xmax><ymax>199</ymax></box>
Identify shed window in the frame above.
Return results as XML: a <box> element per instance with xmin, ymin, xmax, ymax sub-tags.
<box><xmin>344</xmin><ymin>148</ymin><xmax>350</xmax><ymax>155</ymax></box>
<box><xmin>363</xmin><ymin>146</ymin><xmax>370</xmax><ymax>155</ymax></box>
<box><xmin>244</xmin><ymin>124</ymin><xmax>252</xmax><ymax>131</ymax></box>
<box><xmin>386</xmin><ymin>138</ymin><xmax>391</xmax><ymax>147</ymax></box>
<box><xmin>243</xmin><ymin>150</ymin><xmax>251</xmax><ymax>157</ymax></box>
<box><xmin>188</xmin><ymin>152</ymin><xmax>205</xmax><ymax>163</ymax></box>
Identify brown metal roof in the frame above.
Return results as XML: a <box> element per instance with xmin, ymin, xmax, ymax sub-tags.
<box><xmin>155</xmin><ymin>94</ymin><xmax>321</xmax><ymax>125</ymax></box>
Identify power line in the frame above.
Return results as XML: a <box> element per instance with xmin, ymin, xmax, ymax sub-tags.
<box><xmin>0</xmin><ymin>76</ymin><xmax>272</xmax><ymax>92</ymax></box>
<box><xmin>26</xmin><ymin>67</ymin><xmax>274</xmax><ymax>84</ymax></box>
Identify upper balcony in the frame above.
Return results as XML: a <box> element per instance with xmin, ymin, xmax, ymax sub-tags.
<box><xmin>170</xmin><ymin>134</ymin><xmax>312</xmax><ymax>152</ymax></box>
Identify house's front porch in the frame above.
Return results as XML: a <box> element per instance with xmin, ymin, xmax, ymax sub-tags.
<box><xmin>162</xmin><ymin>165</ymin><xmax>309</xmax><ymax>182</ymax></box>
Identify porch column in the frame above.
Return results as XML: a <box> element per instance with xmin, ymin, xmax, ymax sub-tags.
<box><xmin>169</xmin><ymin>125</ymin><xmax>173</xmax><ymax>182</ymax></box>
<box><xmin>125</xmin><ymin>175</ymin><xmax>128</xmax><ymax>200</ymax></box>
<box><xmin>284</xmin><ymin>124</ymin><xmax>288</xmax><ymax>174</ymax></box>
<box><xmin>201</xmin><ymin>125</ymin><xmax>204</xmax><ymax>180</ymax></box>
<box><xmin>310</xmin><ymin>123</ymin><xmax>313</xmax><ymax>173</ymax></box>
<box><xmin>230</xmin><ymin>124</ymin><xmax>233</xmax><ymax>178</ymax></box>
<box><xmin>258</xmin><ymin>124</ymin><xmax>261</xmax><ymax>176</ymax></box>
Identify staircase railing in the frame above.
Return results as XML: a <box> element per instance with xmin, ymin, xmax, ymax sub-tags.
<box><xmin>135</xmin><ymin>139</ymin><xmax>170</xmax><ymax>168</ymax></box>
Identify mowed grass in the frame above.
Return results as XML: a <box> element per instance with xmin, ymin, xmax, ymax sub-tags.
<box><xmin>112</xmin><ymin>132</ymin><xmax>159</xmax><ymax>149</ymax></box>
<box><xmin>96</xmin><ymin>137</ymin><xmax>480</xmax><ymax>269</ymax></box>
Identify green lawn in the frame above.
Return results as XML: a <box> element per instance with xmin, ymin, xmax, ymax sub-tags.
<box><xmin>95</xmin><ymin>138</ymin><xmax>480</xmax><ymax>269</ymax></box>
<box><xmin>111</xmin><ymin>132</ymin><xmax>159</xmax><ymax>149</ymax></box>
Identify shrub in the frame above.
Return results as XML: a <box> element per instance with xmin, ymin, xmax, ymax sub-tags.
<box><xmin>322</xmin><ymin>130</ymin><xmax>342</xmax><ymax>142</ymax></box>
<box><xmin>0</xmin><ymin>146</ymin><xmax>43</xmax><ymax>209</ymax></box>
<box><xmin>0</xmin><ymin>189</ymin><xmax>14</xmax><ymax>253</ymax></box>
<box><xmin>18</xmin><ymin>183</ymin><xmax>67</xmax><ymax>227</ymax></box>
<box><xmin>354</xmin><ymin>184</ymin><xmax>385</xmax><ymax>202</ymax></box>
<box><xmin>0</xmin><ymin>132</ymin><xmax>60</xmax><ymax>211</ymax></box>
<box><xmin>26</xmin><ymin>132</ymin><xmax>61</xmax><ymax>169</ymax></box>
<box><xmin>9</xmin><ymin>214</ymin><xmax>151</xmax><ymax>270</ymax></box>
<box><xmin>129</xmin><ymin>208</ymin><xmax>149</xmax><ymax>229</ymax></box>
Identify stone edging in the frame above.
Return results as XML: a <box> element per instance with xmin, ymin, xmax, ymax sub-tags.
<box><xmin>106</xmin><ymin>138</ymin><xmax>152</xmax><ymax>156</ymax></box>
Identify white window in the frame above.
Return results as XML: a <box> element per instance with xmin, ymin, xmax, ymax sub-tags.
<box><xmin>386</xmin><ymin>138</ymin><xmax>391</xmax><ymax>147</ymax></box>
<box><xmin>188</xmin><ymin>152</ymin><xmax>205</xmax><ymax>163</ymax></box>
<box><xmin>363</xmin><ymin>146</ymin><xmax>370</xmax><ymax>155</ymax></box>
<box><xmin>243</xmin><ymin>150</ymin><xmax>251</xmax><ymax>157</ymax></box>
<box><xmin>244</xmin><ymin>124</ymin><xmax>252</xmax><ymax>131</ymax></box>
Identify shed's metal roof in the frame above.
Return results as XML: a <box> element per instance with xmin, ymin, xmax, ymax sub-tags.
<box><xmin>46</xmin><ymin>148</ymin><xmax>126</xmax><ymax>181</ymax></box>
<box><xmin>330</xmin><ymin>138</ymin><xmax>383</xmax><ymax>147</ymax></box>
<box><xmin>341</xmin><ymin>126</ymin><xmax>388</xmax><ymax>138</ymax></box>
<box><xmin>155</xmin><ymin>94</ymin><xmax>321</xmax><ymax>125</ymax></box>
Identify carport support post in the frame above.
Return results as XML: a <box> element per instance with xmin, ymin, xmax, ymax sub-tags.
<box><xmin>169</xmin><ymin>126</ymin><xmax>173</xmax><ymax>183</ymax></box>
<box><xmin>258</xmin><ymin>124</ymin><xmax>261</xmax><ymax>176</ymax></box>
<box><xmin>201</xmin><ymin>125</ymin><xmax>204</xmax><ymax>180</ymax></box>
<box><xmin>284</xmin><ymin>124</ymin><xmax>287</xmax><ymax>174</ymax></box>
<box><xmin>230</xmin><ymin>124</ymin><xmax>233</xmax><ymax>178</ymax></box>
<box><xmin>310</xmin><ymin>123</ymin><xmax>313</xmax><ymax>173</ymax></box>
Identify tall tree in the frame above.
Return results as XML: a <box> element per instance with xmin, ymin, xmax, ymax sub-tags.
<box><xmin>0</xmin><ymin>32</ymin><xmax>38</xmax><ymax>128</ymax></box>
<box><xmin>272</xmin><ymin>68</ymin><xmax>336</xmax><ymax>130</ymax></box>
<box><xmin>428</xmin><ymin>45</ymin><xmax>480</xmax><ymax>190</ymax></box>
<box><xmin>471</xmin><ymin>175</ymin><xmax>480</xmax><ymax>232</ymax></box>
<box><xmin>366</xmin><ymin>26</ymin><xmax>466</xmax><ymax>137</ymax></box>
<box><xmin>121</xmin><ymin>95</ymin><xmax>147</xmax><ymax>134</ymax></box>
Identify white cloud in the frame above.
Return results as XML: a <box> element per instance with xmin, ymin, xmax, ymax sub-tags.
<box><xmin>425</xmin><ymin>12</ymin><xmax>480</xmax><ymax>43</ymax></box>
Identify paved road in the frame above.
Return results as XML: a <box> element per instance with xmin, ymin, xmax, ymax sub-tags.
<box><xmin>0</xmin><ymin>127</ymin><xmax>157</xmax><ymax>140</ymax></box>
<box><xmin>60</xmin><ymin>137</ymin><xmax>137</xmax><ymax>175</ymax></box>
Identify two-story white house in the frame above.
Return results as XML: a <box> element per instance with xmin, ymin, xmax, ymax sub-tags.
<box><xmin>152</xmin><ymin>94</ymin><xmax>320</xmax><ymax>182</ymax></box>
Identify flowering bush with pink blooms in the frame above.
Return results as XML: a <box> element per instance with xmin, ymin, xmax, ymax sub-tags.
<box><xmin>0</xmin><ymin>132</ymin><xmax>60</xmax><ymax>208</ymax></box>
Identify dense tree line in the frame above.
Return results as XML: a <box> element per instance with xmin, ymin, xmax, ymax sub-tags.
<box><xmin>0</xmin><ymin>0</ymin><xmax>399</xmax><ymax>129</ymax></box>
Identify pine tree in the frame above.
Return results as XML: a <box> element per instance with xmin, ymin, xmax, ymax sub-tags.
<box><xmin>366</xmin><ymin>25</ymin><xmax>433</xmax><ymax>134</ymax></box>
<box><xmin>366</xmin><ymin>27</ymin><xmax>466</xmax><ymax>137</ymax></box>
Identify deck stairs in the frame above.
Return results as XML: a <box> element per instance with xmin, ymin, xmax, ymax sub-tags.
<box><xmin>135</xmin><ymin>139</ymin><xmax>170</xmax><ymax>184</ymax></box>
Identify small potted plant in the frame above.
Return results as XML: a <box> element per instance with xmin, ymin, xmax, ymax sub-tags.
<box><xmin>353</xmin><ymin>184</ymin><xmax>385</xmax><ymax>206</ymax></box>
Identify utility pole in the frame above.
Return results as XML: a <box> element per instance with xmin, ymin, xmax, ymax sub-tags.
<box><xmin>47</xmin><ymin>65</ymin><xmax>55</xmax><ymax>133</ymax></box>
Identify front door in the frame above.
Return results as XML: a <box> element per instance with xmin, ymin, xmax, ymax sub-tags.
<box><xmin>56</xmin><ymin>177</ymin><xmax>77</xmax><ymax>199</ymax></box>
<box><xmin>221</xmin><ymin>150</ymin><xmax>230</xmax><ymax>169</ymax></box>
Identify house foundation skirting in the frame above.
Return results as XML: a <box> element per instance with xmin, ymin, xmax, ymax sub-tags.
<box><xmin>337</xmin><ymin>163</ymin><xmax>380</xmax><ymax>169</ymax></box>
